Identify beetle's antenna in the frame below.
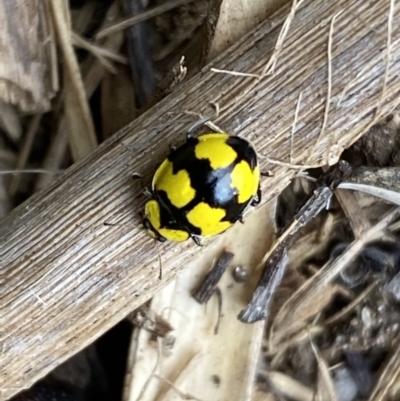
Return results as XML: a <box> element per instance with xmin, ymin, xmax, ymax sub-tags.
<box><xmin>155</xmin><ymin>240</ymin><xmax>163</xmax><ymax>280</ymax></box>
<box><xmin>103</xmin><ymin>221</ymin><xmax>133</xmax><ymax>228</ymax></box>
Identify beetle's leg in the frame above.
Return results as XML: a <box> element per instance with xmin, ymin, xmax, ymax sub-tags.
<box><xmin>186</xmin><ymin>103</ymin><xmax>222</xmax><ymax>139</ymax></box>
<box><xmin>238</xmin><ymin>215</ymin><xmax>245</xmax><ymax>224</ymax></box>
<box><xmin>251</xmin><ymin>185</ymin><xmax>262</xmax><ymax>206</ymax></box>
<box><xmin>132</xmin><ymin>173</ymin><xmax>143</xmax><ymax>183</ymax></box>
<box><xmin>132</xmin><ymin>173</ymin><xmax>153</xmax><ymax>197</ymax></box>
<box><xmin>143</xmin><ymin>187</ymin><xmax>153</xmax><ymax>197</ymax></box>
<box><xmin>186</xmin><ymin>117</ymin><xmax>212</xmax><ymax>140</ymax></box>
<box><xmin>132</xmin><ymin>173</ymin><xmax>145</xmax><ymax>192</ymax></box>
<box><xmin>191</xmin><ymin>235</ymin><xmax>203</xmax><ymax>247</ymax></box>
<box><xmin>261</xmin><ymin>171</ymin><xmax>273</xmax><ymax>177</ymax></box>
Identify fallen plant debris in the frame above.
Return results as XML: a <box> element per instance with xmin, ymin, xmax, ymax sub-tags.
<box><xmin>239</xmin><ymin>161</ymin><xmax>353</xmax><ymax>323</ymax></box>
<box><xmin>253</xmin><ymin>113</ymin><xmax>400</xmax><ymax>401</ymax></box>
<box><xmin>192</xmin><ymin>250</ymin><xmax>234</xmax><ymax>304</ymax></box>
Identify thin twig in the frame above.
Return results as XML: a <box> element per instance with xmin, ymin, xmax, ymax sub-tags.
<box><xmin>261</xmin><ymin>0</ymin><xmax>306</xmax><ymax>76</ymax></box>
<box><xmin>310</xmin><ymin>11</ymin><xmax>342</xmax><ymax>165</ymax></box>
<box><xmin>210</xmin><ymin>68</ymin><xmax>260</xmax><ymax>78</ymax></box>
<box><xmin>8</xmin><ymin>114</ymin><xmax>42</xmax><ymax>196</ymax></box>
<box><xmin>290</xmin><ymin>92</ymin><xmax>303</xmax><ymax>165</ymax></box>
<box><xmin>72</xmin><ymin>32</ymin><xmax>127</xmax><ymax>71</ymax></box>
<box><xmin>50</xmin><ymin>0</ymin><xmax>97</xmax><ymax>158</ymax></box>
<box><xmin>96</xmin><ymin>0</ymin><xmax>196</xmax><ymax>39</ymax></box>
<box><xmin>154</xmin><ymin>375</ymin><xmax>204</xmax><ymax>401</ymax></box>
<box><xmin>0</xmin><ymin>169</ymin><xmax>63</xmax><ymax>176</ymax></box>
<box><xmin>266</xmin><ymin>158</ymin><xmax>321</xmax><ymax>170</ymax></box>
<box><xmin>376</xmin><ymin>0</ymin><xmax>395</xmax><ymax>117</ymax></box>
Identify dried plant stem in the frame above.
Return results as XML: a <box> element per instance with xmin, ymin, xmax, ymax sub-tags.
<box><xmin>72</xmin><ymin>32</ymin><xmax>127</xmax><ymax>71</ymax></box>
<box><xmin>262</xmin><ymin>0</ymin><xmax>305</xmax><ymax>76</ymax></box>
<box><xmin>96</xmin><ymin>0</ymin><xmax>196</xmax><ymax>39</ymax></box>
<box><xmin>291</xmin><ymin>92</ymin><xmax>303</xmax><ymax>165</ymax></box>
<box><xmin>376</xmin><ymin>0</ymin><xmax>395</xmax><ymax>116</ymax></box>
<box><xmin>367</xmin><ymin>336</ymin><xmax>400</xmax><ymax>401</ymax></box>
<box><xmin>310</xmin><ymin>11</ymin><xmax>342</xmax><ymax>165</ymax></box>
<box><xmin>1</xmin><ymin>169</ymin><xmax>62</xmax><ymax>176</ymax></box>
<box><xmin>50</xmin><ymin>0</ymin><xmax>97</xmax><ymax>159</ymax></box>
<box><xmin>7</xmin><ymin>114</ymin><xmax>42</xmax><ymax>196</ymax></box>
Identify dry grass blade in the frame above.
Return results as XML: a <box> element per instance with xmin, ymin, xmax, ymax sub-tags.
<box><xmin>34</xmin><ymin>120</ymin><xmax>68</xmax><ymax>191</ymax></box>
<box><xmin>153</xmin><ymin>375</ymin><xmax>204</xmax><ymax>401</ymax></box>
<box><xmin>0</xmin><ymin>149</ymin><xmax>15</xmax><ymax>218</ymax></box>
<box><xmin>261</xmin><ymin>0</ymin><xmax>305</xmax><ymax>75</ymax></box>
<box><xmin>36</xmin><ymin>2</ymin><xmax>124</xmax><ymax>190</ymax></box>
<box><xmin>213</xmin><ymin>0</ymin><xmax>306</xmax><ymax>117</ymax></box>
<box><xmin>310</xmin><ymin>11</ymin><xmax>342</xmax><ymax>165</ymax></box>
<box><xmin>72</xmin><ymin>32</ymin><xmax>121</xmax><ymax>73</ymax></box>
<box><xmin>264</xmin><ymin>371</ymin><xmax>314</xmax><ymax>401</ymax></box>
<box><xmin>252</xmin><ymin>388</ymin><xmax>276</xmax><ymax>401</ymax></box>
<box><xmin>310</xmin><ymin>340</ymin><xmax>338</xmax><ymax>401</ymax></box>
<box><xmin>335</xmin><ymin>189</ymin><xmax>371</xmax><ymax>238</ymax></box>
<box><xmin>8</xmin><ymin>114</ymin><xmax>42</xmax><ymax>197</ymax></box>
<box><xmin>270</xmin><ymin>207</ymin><xmax>400</xmax><ymax>347</ymax></box>
<box><xmin>96</xmin><ymin>0</ymin><xmax>196</xmax><ymax>39</ymax></box>
<box><xmin>271</xmin><ymin>280</ymin><xmax>339</xmax><ymax>346</ymax></box>
<box><xmin>50</xmin><ymin>0</ymin><xmax>97</xmax><ymax>160</ymax></box>
<box><xmin>376</xmin><ymin>0</ymin><xmax>395</xmax><ymax>115</ymax></box>
<box><xmin>324</xmin><ymin>282</ymin><xmax>378</xmax><ymax>325</ymax></box>
<box><xmin>269</xmin><ymin>325</ymin><xmax>325</xmax><ymax>365</ymax></box>
<box><xmin>367</xmin><ymin>337</ymin><xmax>400</xmax><ymax>401</ymax></box>
<box><xmin>72</xmin><ymin>32</ymin><xmax>127</xmax><ymax>65</ymax></box>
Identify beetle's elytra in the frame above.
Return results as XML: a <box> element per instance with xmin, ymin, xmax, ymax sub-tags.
<box><xmin>143</xmin><ymin>132</ymin><xmax>261</xmax><ymax>245</ymax></box>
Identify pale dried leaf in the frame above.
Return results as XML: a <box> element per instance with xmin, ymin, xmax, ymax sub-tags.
<box><xmin>266</xmin><ymin>371</ymin><xmax>314</xmax><ymax>401</ymax></box>
<box><xmin>207</xmin><ymin>0</ymin><xmax>289</xmax><ymax>61</ymax></box>
<box><xmin>0</xmin><ymin>149</ymin><xmax>15</xmax><ymax>218</ymax></box>
<box><xmin>124</xmin><ymin>203</ymin><xmax>276</xmax><ymax>401</ymax></box>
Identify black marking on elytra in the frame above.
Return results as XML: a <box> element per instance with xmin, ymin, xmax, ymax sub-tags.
<box><xmin>153</xmin><ymin>135</ymin><xmax>259</xmax><ymax>235</ymax></box>
<box><xmin>226</xmin><ymin>136</ymin><xmax>258</xmax><ymax>169</ymax></box>
<box><xmin>156</xmin><ymin>190</ymin><xmax>202</xmax><ymax>235</ymax></box>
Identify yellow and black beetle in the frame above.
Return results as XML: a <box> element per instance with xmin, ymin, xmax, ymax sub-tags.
<box><xmin>143</xmin><ymin>130</ymin><xmax>261</xmax><ymax>245</ymax></box>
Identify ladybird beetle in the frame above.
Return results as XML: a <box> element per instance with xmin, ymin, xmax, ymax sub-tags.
<box><xmin>143</xmin><ymin>132</ymin><xmax>261</xmax><ymax>245</ymax></box>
